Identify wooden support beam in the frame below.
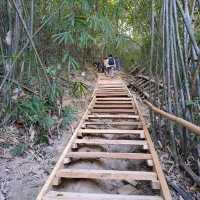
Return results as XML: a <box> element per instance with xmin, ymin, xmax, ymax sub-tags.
<box><xmin>131</xmin><ymin>94</ymin><xmax>172</xmax><ymax>200</ymax></box>
<box><xmin>36</xmin><ymin>93</ymin><xmax>97</xmax><ymax>200</ymax></box>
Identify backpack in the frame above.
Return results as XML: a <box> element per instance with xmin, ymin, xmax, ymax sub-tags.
<box><xmin>108</xmin><ymin>57</ymin><xmax>114</xmax><ymax>65</ymax></box>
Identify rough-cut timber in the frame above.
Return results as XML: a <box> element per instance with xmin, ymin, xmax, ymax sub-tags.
<box><xmin>36</xmin><ymin>74</ymin><xmax>172</xmax><ymax>200</ymax></box>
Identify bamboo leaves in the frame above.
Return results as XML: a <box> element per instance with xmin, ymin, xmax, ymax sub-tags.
<box><xmin>53</xmin><ymin>31</ymin><xmax>74</xmax><ymax>45</ymax></box>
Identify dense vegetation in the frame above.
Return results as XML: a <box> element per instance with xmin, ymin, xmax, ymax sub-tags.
<box><xmin>1</xmin><ymin>0</ymin><xmax>200</xmax><ymax>189</ymax></box>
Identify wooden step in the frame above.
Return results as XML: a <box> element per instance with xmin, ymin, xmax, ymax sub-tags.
<box><xmin>93</xmin><ymin>105</ymin><xmax>133</xmax><ymax>108</ymax></box>
<box><xmin>65</xmin><ymin>152</ymin><xmax>152</xmax><ymax>160</ymax></box>
<box><xmin>75</xmin><ymin>138</ymin><xmax>148</xmax><ymax>146</ymax></box>
<box><xmin>97</xmin><ymin>87</ymin><xmax>126</xmax><ymax>89</ymax></box>
<box><xmin>96</xmin><ymin>94</ymin><xmax>129</xmax><ymax>97</ymax></box>
<box><xmin>80</xmin><ymin>129</ymin><xmax>144</xmax><ymax>135</ymax></box>
<box><xmin>98</xmin><ymin>87</ymin><xmax>126</xmax><ymax>90</ymax></box>
<box><xmin>91</xmin><ymin>109</ymin><xmax>136</xmax><ymax>113</ymax></box>
<box><xmin>96</xmin><ymin>92</ymin><xmax>128</xmax><ymax>95</ymax></box>
<box><xmin>96</xmin><ymin>89</ymin><xmax>126</xmax><ymax>92</ymax></box>
<box><xmin>95</xmin><ymin>101</ymin><xmax>132</xmax><ymax>104</ymax></box>
<box><xmin>96</xmin><ymin>98</ymin><xmax>132</xmax><ymax>101</ymax></box>
<box><xmin>57</xmin><ymin>169</ymin><xmax>157</xmax><ymax>181</ymax></box>
<box><xmin>84</xmin><ymin>121</ymin><xmax>143</xmax><ymax>126</ymax></box>
<box><xmin>44</xmin><ymin>192</ymin><xmax>163</xmax><ymax>200</ymax></box>
<box><xmin>87</xmin><ymin>114</ymin><xmax>139</xmax><ymax>119</ymax></box>
<box><xmin>96</xmin><ymin>91</ymin><xmax>127</xmax><ymax>93</ymax></box>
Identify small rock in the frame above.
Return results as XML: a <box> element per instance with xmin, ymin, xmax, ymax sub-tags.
<box><xmin>118</xmin><ymin>184</ymin><xmax>137</xmax><ymax>194</ymax></box>
<box><xmin>125</xmin><ymin>179</ymin><xmax>138</xmax><ymax>187</ymax></box>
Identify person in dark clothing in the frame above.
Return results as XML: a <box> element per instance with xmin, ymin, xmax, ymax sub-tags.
<box><xmin>107</xmin><ymin>54</ymin><xmax>115</xmax><ymax>76</ymax></box>
<box><xmin>93</xmin><ymin>61</ymin><xmax>102</xmax><ymax>72</ymax></box>
<box><xmin>114</xmin><ymin>57</ymin><xmax>121</xmax><ymax>71</ymax></box>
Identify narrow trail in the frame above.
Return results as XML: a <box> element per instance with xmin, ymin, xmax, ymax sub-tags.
<box><xmin>36</xmin><ymin>74</ymin><xmax>172</xmax><ymax>200</ymax></box>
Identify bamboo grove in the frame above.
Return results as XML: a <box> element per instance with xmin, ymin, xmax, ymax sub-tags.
<box><xmin>0</xmin><ymin>0</ymin><xmax>135</xmax><ymax>127</ymax></box>
<box><xmin>148</xmin><ymin>0</ymin><xmax>200</xmax><ymax>186</ymax></box>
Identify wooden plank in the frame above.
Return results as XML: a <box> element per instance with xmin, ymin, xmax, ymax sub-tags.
<box><xmin>80</xmin><ymin>129</ymin><xmax>144</xmax><ymax>135</ymax></box>
<box><xmin>98</xmin><ymin>86</ymin><xmax>125</xmax><ymax>88</ymax></box>
<box><xmin>44</xmin><ymin>192</ymin><xmax>163</xmax><ymax>200</ymax></box>
<box><xmin>96</xmin><ymin>94</ymin><xmax>129</xmax><ymax>97</ymax></box>
<box><xmin>96</xmin><ymin>97</ymin><xmax>132</xmax><ymax>101</ymax></box>
<box><xmin>96</xmin><ymin>89</ymin><xmax>126</xmax><ymax>92</ymax></box>
<box><xmin>95</xmin><ymin>101</ymin><xmax>132</xmax><ymax>104</ymax></box>
<box><xmin>96</xmin><ymin>92</ymin><xmax>128</xmax><ymax>94</ymax></box>
<box><xmin>91</xmin><ymin>109</ymin><xmax>136</xmax><ymax>113</ymax></box>
<box><xmin>93</xmin><ymin>105</ymin><xmax>133</xmax><ymax>108</ymax></box>
<box><xmin>96</xmin><ymin>89</ymin><xmax>127</xmax><ymax>91</ymax></box>
<box><xmin>57</xmin><ymin>169</ymin><xmax>157</xmax><ymax>181</ymax></box>
<box><xmin>65</xmin><ymin>152</ymin><xmax>152</xmax><ymax>160</ymax></box>
<box><xmin>75</xmin><ymin>138</ymin><xmax>148</xmax><ymax>146</ymax></box>
<box><xmin>84</xmin><ymin>121</ymin><xmax>143</xmax><ymax>126</ymax></box>
<box><xmin>36</xmin><ymin>92</ymin><xmax>97</xmax><ymax>200</ymax></box>
<box><xmin>130</xmin><ymin>93</ymin><xmax>172</xmax><ymax>200</ymax></box>
<box><xmin>98</xmin><ymin>87</ymin><xmax>126</xmax><ymax>90</ymax></box>
<box><xmin>87</xmin><ymin>114</ymin><xmax>139</xmax><ymax>119</ymax></box>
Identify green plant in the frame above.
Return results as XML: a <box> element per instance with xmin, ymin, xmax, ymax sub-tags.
<box><xmin>45</xmin><ymin>81</ymin><xmax>63</xmax><ymax>107</ymax></box>
<box><xmin>10</xmin><ymin>143</ymin><xmax>28</xmax><ymax>156</ymax></box>
<box><xmin>71</xmin><ymin>81</ymin><xmax>88</xmax><ymax>97</ymax></box>
<box><xmin>61</xmin><ymin>106</ymin><xmax>76</xmax><ymax>127</ymax></box>
<box><xmin>16</xmin><ymin>96</ymin><xmax>55</xmax><ymax>143</ymax></box>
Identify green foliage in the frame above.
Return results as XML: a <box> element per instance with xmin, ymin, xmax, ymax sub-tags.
<box><xmin>35</xmin><ymin>133</ymin><xmax>49</xmax><ymax>144</ymax></box>
<box><xmin>10</xmin><ymin>143</ymin><xmax>28</xmax><ymax>157</ymax></box>
<box><xmin>46</xmin><ymin>64</ymin><xmax>61</xmax><ymax>77</ymax></box>
<box><xmin>17</xmin><ymin>96</ymin><xmax>55</xmax><ymax>131</ymax></box>
<box><xmin>186</xmin><ymin>97</ymin><xmax>200</xmax><ymax>108</ymax></box>
<box><xmin>61</xmin><ymin>106</ymin><xmax>76</xmax><ymax>127</ymax></box>
<box><xmin>62</xmin><ymin>52</ymin><xmax>80</xmax><ymax>71</ymax></box>
<box><xmin>45</xmin><ymin>81</ymin><xmax>63</xmax><ymax>107</ymax></box>
<box><xmin>53</xmin><ymin>31</ymin><xmax>74</xmax><ymax>45</ymax></box>
<box><xmin>71</xmin><ymin>81</ymin><xmax>88</xmax><ymax>97</ymax></box>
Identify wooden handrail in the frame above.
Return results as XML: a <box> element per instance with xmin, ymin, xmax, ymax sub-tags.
<box><xmin>144</xmin><ymin>100</ymin><xmax>200</xmax><ymax>136</ymax></box>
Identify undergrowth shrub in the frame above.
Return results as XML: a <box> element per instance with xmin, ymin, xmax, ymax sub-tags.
<box><xmin>61</xmin><ymin>106</ymin><xmax>76</xmax><ymax>127</ymax></box>
<box><xmin>15</xmin><ymin>96</ymin><xmax>54</xmax><ymax>144</ymax></box>
<box><xmin>71</xmin><ymin>81</ymin><xmax>88</xmax><ymax>97</ymax></box>
<box><xmin>10</xmin><ymin>143</ymin><xmax>28</xmax><ymax>157</ymax></box>
<box><xmin>15</xmin><ymin>94</ymin><xmax>76</xmax><ymax>145</ymax></box>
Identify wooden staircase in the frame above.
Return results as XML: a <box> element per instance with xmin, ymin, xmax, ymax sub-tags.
<box><xmin>36</xmin><ymin>74</ymin><xmax>172</xmax><ymax>200</ymax></box>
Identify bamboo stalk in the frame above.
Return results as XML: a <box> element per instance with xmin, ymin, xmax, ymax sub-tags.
<box><xmin>10</xmin><ymin>0</ymin><xmax>51</xmax><ymax>87</ymax></box>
